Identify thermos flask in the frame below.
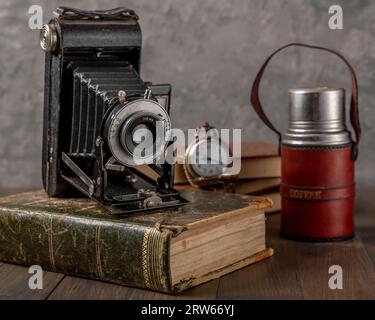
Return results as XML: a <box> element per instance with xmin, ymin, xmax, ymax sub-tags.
<box><xmin>251</xmin><ymin>43</ymin><xmax>361</xmax><ymax>241</ymax></box>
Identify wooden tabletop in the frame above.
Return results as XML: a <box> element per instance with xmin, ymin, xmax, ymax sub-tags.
<box><xmin>0</xmin><ymin>185</ymin><xmax>375</xmax><ymax>300</ymax></box>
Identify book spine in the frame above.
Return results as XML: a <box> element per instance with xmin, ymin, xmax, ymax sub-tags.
<box><xmin>0</xmin><ymin>208</ymin><xmax>173</xmax><ymax>293</ymax></box>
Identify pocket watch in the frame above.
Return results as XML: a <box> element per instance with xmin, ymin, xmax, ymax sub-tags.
<box><xmin>183</xmin><ymin>122</ymin><xmax>238</xmax><ymax>188</ymax></box>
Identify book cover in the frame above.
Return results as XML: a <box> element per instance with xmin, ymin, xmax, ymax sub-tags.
<box><xmin>0</xmin><ymin>189</ymin><xmax>273</xmax><ymax>293</ymax></box>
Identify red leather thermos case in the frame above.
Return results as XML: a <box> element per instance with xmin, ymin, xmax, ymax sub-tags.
<box><xmin>251</xmin><ymin>44</ymin><xmax>361</xmax><ymax>242</ymax></box>
<box><xmin>280</xmin><ymin>142</ymin><xmax>355</xmax><ymax>241</ymax></box>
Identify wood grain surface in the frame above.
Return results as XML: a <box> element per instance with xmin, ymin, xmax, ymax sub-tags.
<box><xmin>0</xmin><ymin>186</ymin><xmax>375</xmax><ymax>300</ymax></box>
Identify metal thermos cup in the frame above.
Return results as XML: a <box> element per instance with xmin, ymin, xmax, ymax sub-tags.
<box><xmin>280</xmin><ymin>87</ymin><xmax>355</xmax><ymax>241</ymax></box>
<box><xmin>250</xmin><ymin>43</ymin><xmax>361</xmax><ymax>241</ymax></box>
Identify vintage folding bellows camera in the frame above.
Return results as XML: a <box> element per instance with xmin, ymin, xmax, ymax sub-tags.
<box><xmin>40</xmin><ymin>7</ymin><xmax>187</xmax><ymax>214</ymax></box>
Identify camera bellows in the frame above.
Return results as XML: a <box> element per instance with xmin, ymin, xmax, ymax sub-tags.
<box><xmin>68</xmin><ymin>61</ymin><xmax>147</xmax><ymax>157</ymax></box>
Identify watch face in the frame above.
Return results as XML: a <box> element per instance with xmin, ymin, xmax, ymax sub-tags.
<box><xmin>187</xmin><ymin>139</ymin><xmax>230</xmax><ymax>178</ymax></box>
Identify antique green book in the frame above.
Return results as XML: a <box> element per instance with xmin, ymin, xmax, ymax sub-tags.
<box><xmin>0</xmin><ymin>189</ymin><xmax>273</xmax><ymax>293</ymax></box>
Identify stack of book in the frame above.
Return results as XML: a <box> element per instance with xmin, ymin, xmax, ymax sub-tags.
<box><xmin>174</xmin><ymin>141</ymin><xmax>281</xmax><ymax>213</ymax></box>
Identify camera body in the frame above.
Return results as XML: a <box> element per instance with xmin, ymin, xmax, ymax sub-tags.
<box><xmin>41</xmin><ymin>7</ymin><xmax>186</xmax><ymax>214</ymax></box>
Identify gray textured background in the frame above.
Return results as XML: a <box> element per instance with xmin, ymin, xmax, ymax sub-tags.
<box><xmin>0</xmin><ymin>0</ymin><xmax>374</xmax><ymax>189</ymax></box>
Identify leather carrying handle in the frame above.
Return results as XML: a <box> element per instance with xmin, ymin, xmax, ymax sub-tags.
<box><xmin>250</xmin><ymin>43</ymin><xmax>361</xmax><ymax>161</ymax></box>
<box><xmin>54</xmin><ymin>6</ymin><xmax>139</xmax><ymax>21</ymax></box>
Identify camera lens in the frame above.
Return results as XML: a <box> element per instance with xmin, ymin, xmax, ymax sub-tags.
<box><xmin>120</xmin><ymin>112</ymin><xmax>158</xmax><ymax>156</ymax></box>
<box><xmin>132</xmin><ymin>124</ymin><xmax>152</xmax><ymax>145</ymax></box>
<box><xmin>105</xmin><ymin>99</ymin><xmax>171</xmax><ymax>166</ymax></box>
